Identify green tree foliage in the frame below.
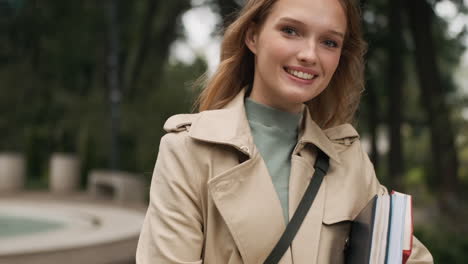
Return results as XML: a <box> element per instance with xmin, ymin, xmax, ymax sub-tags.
<box><xmin>358</xmin><ymin>0</ymin><xmax>468</xmax><ymax>261</ymax></box>
<box><xmin>0</xmin><ymin>0</ymin><xmax>203</xmax><ymax>181</ymax></box>
<box><xmin>359</xmin><ymin>0</ymin><xmax>466</xmax><ymax>195</ymax></box>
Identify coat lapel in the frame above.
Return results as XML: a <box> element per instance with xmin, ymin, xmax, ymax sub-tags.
<box><xmin>207</xmin><ymin>154</ymin><xmax>287</xmax><ymax>264</ymax></box>
<box><xmin>288</xmin><ymin>106</ymin><xmax>341</xmax><ymax>263</ymax></box>
<box><xmin>288</xmin><ymin>153</ymin><xmax>329</xmax><ymax>264</ymax></box>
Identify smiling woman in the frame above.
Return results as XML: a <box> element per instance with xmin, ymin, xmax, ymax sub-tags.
<box><xmin>244</xmin><ymin>0</ymin><xmax>347</xmax><ymax>114</ymax></box>
<box><xmin>196</xmin><ymin>0</ymin><xmax>367</xmax><ymax>129</ymax></box>
<box><xmin>136</xmin><ymin>0</ymin><xmax>434</xmax><ymax>263</ymax></box>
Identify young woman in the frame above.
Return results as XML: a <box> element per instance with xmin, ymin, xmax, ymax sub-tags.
<box><xmin>136</xmin><ymin>0</ymin><xmax>433</xmax><ymax>263</ymax></box>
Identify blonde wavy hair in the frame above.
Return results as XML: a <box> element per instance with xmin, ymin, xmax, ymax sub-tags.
<box><xmin>194</xmin><ymin>0</ymin><xmax>367</xmax><ymax>128</ymax></box>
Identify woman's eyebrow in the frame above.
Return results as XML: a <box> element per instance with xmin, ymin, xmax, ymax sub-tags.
<box><xmin>278</xmin><ymin>17</ymin><xmax>345</xmax><ymax>39</ymax></box>
<box><xmin>277</xmin><ymin>17</ymin><xmax>306</xmax><ymax>27</ymax></box>
<box><xmin>327</xmin><ymin>30</ymin><xmax>345</xmax><ymax>40</ymax></box>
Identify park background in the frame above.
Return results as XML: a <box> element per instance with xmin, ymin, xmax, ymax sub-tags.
<box><xmin>1</xmin><ymin>0</ymin><xmax>467</xmax><ymax>262</ymax></box>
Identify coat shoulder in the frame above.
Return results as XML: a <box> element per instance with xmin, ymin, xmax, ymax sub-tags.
<box><xmin>163</xmin><ymin>113</ymin><xmax>201</xmax><ymax>133</ymax></box>
<box><xmin>323</xmin><ymin>123</ymin><xmax>368</xmax><ymax>170</ymax></box>
<box><xmin>324</xmin><ymin>123</ymin><xmax>360</xmax><ymax>145</ymax></box>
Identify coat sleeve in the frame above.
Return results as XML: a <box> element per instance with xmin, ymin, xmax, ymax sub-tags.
<box><xmin>361</xmin><ymin>149</ymin><xmax>434</xmax><ymax>264</ymax></box>
<box><xmin>407</xmin><ymin>236</ymin><xmax>434</xmax><ymax>264</ymax></box>
<box><xmin>136</xmin><ymin>132</ymin><xmax>204</xmax><ymax>264</ymax></box>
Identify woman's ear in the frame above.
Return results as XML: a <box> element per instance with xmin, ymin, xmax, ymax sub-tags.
<box><xmin>245</xmin><ymin>22</ymin><xmax>258</xmax><ymax>54</ymax></box>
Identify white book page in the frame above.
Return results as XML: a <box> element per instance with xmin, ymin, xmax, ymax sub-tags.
<box><xmin>403</xmin><ymin>195</ymin><xmax>413</xmax><ymax>251</ymax></box>
<box><xmin>386</xmin><ymin>193</ymin><xmax>406</xmax><ymax>263</ymax></box>
<box><xmin>377</xmin><ymin>195</ymin><xmax>389</xmax><ymax>264</ymax></box>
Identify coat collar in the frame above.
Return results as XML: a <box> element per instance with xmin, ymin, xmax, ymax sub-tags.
<box><xmin>188</xmin><ymin>88</ymin><xmax>342</xmax><ymax>163</ymax></box>
<box><xmin>297</xmin><ymin>107</ymin><xmax>341</xmax><ymax>163</ymax></box>
<box><xmin>188</xmin><ymin>89</ymin><xmax>255</xmax><ymax>157</ymax></box>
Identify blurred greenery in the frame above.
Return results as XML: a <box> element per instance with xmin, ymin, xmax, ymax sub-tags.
<box><xmin>0</xmin><ymin>0</ymin><xmax>467</xmax><ymax>262</ymax></box>
<box><xmin>415</xmin><ymin>226</ymin><xmax>468</xmax><ymax>263</ymax></box>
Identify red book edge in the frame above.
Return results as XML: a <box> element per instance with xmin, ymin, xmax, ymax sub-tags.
<box><xmin>402</xmin><ymin>195</ymin><xmax>413</xmax><ymax>264</ymax></box>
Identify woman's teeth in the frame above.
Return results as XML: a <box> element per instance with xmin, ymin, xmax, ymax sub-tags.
<box><xmin>286</xmin><ymin>68</ymin><xmax>316</xmax><ymax>80</ymax></box>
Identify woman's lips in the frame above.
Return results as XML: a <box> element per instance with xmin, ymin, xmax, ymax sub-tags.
<box><xmin>283</xmin><ymin>66</ymin><xmax>318</xmax><ymax>84</ymax></box>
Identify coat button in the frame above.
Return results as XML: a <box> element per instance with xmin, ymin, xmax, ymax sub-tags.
<box><xmin>344</xmin><ymin>237</ymin><xmax>350</xmax><ymax>251</ymax></box>
<box><xmin>240</xmin><ymin>146</ymin><xmax>249</xmax><ymax>153</ymax></box>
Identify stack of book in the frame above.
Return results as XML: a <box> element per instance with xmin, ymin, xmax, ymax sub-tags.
<box><xmin>346</xmin><ymin>191</ymin><xmax>413</xmax><ymax>264</ymax></box>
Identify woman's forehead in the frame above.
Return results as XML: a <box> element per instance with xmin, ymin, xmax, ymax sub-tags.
<box><xmin>265</xmin><ymin>0</ymin><xmax>347</xmax><ymax>33</ymax></box>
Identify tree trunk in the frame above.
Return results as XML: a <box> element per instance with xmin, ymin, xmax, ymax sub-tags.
<box><xmin>123</xmin><ymin>0</ymin><xmax>159</xmax><ymax>96</ymax></box>
<box><xmin>126</xmin><ymin>0</ymin><xmax>190</xmax><ymax>99</ymax></box>
<box><xmin>387</xmin><ymin>0</ymin><xmax>405</xmax><ymax>191</ymax></box>
<box><xmin>106</xmin><ymin>0</ymin><xmax>121</xmax><ymax>170</ymax></box>
<box><xmin>366</xmin><ymin>79</ymin><xmax>380</xmax><ymax>170</ymax></box>
<box><xmin>406</xmin><ymin>0</ymin><xmax>460</xmax><ymax>201</ymax></box>
<box><xmin>360</xmin><ymin>0</ymin><xmax>379</xmax><ymax>171</ymax></box>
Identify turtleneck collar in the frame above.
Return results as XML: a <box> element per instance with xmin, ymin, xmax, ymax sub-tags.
<box><xmin>244</xmin><ymin>97</ymin><xmax>302</xmax><ymax>134</ymax></box>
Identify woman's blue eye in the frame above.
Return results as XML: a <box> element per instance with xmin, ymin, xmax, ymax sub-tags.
<box><xmin>324</xmin><ymin>40</ymin><xmax>338</xmax><ymax>48</ymax></box>
<box><xmin>281</xmin><ymin>26</ymin><xmax>298</xmax><ymax>36</ymax></box>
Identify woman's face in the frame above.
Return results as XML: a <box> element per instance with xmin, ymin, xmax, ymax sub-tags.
<box><xmin>246</xmin><ymin>0</ymin><xmax>347</xmax><ymax>113</ymax></box>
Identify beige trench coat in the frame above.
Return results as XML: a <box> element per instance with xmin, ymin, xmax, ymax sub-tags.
<box><xmin>136</xmin><ymin>89</ymin><xmax>433</xmax><ymax>264</ymax></box>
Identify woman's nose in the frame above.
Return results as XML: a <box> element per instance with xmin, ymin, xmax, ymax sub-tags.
<box><xmin>296</xmin><ymin>40</ymin><xmax>318</xmax><ymax>65</ymax></box>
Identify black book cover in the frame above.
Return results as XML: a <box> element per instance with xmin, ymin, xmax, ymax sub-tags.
<box><xmin>345</xmin><ymin>195</ymin><xmax>378</xmax><ymax>264</ymax></box>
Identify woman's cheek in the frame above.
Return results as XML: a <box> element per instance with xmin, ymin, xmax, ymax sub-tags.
<box><xmin>323</xmin><ymin>53</ymin><xmax>342</xmax><ymax>75</ymax></box>
<box><xmin>271</xmin><ymin>39</ymin><xmax>297</xmax><ymax>58</ymax></box>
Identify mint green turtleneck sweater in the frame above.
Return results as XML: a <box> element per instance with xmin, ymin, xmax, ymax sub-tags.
<box><xmin>244</xmin><ymin>97</ymin><xmax>302</xmax><ymax>224</ymax></box>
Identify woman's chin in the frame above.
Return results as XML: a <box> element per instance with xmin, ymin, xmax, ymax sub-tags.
<box><xmin>280</xmin><ymin>89</ymin><xmax>318</xmax><ymax>105</ymax></box>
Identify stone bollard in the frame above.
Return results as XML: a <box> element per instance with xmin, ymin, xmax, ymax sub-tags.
<box><xmin>0</xmin><ymin>153</ymin><xmax>25</xmax><ymax>192</ymax></box>
<box><xmin>88</xmin><ymin>170</ymin><xmax>145</xmax><ymax>203</ymax></box>
<box><xmin>49</xmin><ymin>153</ymin><xmax>81</xmax><ymax>193</ymax></box>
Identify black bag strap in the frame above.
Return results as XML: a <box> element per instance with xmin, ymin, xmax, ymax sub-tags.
<box><xmin>264</xmin><ymin>149</ymin><xmax>330</xmax><ymax>264</ymax></box>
